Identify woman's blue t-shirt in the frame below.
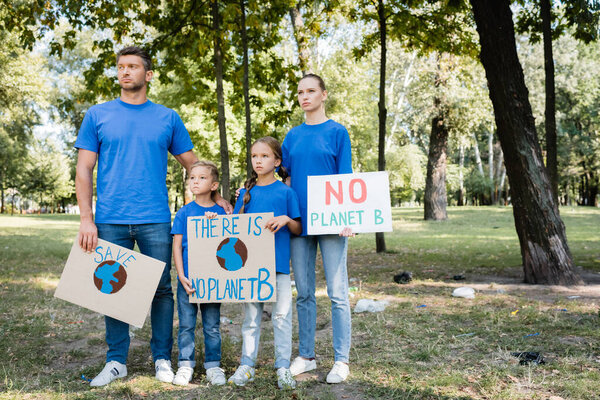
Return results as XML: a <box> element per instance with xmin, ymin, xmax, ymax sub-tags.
<box><xmin>233</xmin><ymin>180</ymin><xmax>301</xmax><ymax>274</ymax></box>
<box><xmin>171</xmin><ymin>202</ymin><xmax>227</xmax><ymax>278</ymax></box>
<box><xmin>281</xmin><ymin>119</ymin><xmax>353</xmax><ymax>236</ymax></box>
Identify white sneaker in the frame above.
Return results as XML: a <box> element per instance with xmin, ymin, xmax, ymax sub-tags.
<box><xmin>276</xmin><ymin>367</ymin><xmax>296</xmax><ymax>389</ymax></box>
<box><xmin>227</xmin><ymin>365</ymin><xmax>255</xmax><ymax>386</ymax></box>
<box><xmin>90</xmin><ymin>361</ymin><xmax>127</xmax><ymax>387</ymax></box>
<box><xmin>326</xmin><ymin>361</ymin><xmax>349</xmax><ymax>384</ymax></box>
<box><xmin>155</xmin><ymin>359</ymin><xmax>174</xmax><ymax>383</ymax></box>
<box><xmin>206</xmin><ymin>367</ymin><xmax>226</xmax><ymax>386</ymax></box>
<box><xmin>289</xmin><ymin>356</ymin><xmax>316</xmax><ymax>376</ymax></box>
<box><xmin>172</xmin><ymin>366</ymin><xmax>193</xmax><ymax>386</ymax></box>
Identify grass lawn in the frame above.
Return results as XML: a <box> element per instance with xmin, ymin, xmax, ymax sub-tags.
<box><xmin>0</xmin><ymin>206</ymin><xmax>598</xmax><ymax>399</ymax></box>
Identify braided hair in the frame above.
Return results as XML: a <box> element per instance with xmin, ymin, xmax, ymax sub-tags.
<box><xmin>239</xmin><ymin>136</ymin><xmax>288</xmax><ymax>214</ymax></box>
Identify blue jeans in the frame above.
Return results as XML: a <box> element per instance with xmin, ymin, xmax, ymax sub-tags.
<box><xmin>96</xmin><ymin>223</ymin><xmax>174</xmax><ymax>364</ymax></box>
<box><xmin>291</xmin><ymin>235</ymin><xmax>351</xmax><ymax>363</ymax></box>
<box><xmin>241</xmin><ymin>273</ymin><xmax>293</xmax><ymax>369</ymax></box>
<box><xmin>176</xmin><ymin>280</ymin><xmax>221</xmax><ymax>369</ymax></box>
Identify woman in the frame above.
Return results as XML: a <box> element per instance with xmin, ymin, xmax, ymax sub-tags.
<box><xmin>282</xmin><ymin>74</ymin><xmax>353</xmax><ymax>384</ymax></box>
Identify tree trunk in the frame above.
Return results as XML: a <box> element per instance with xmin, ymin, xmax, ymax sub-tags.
<box><xmin>213</xmin><ymin>0</ymin><xmax>231</xmax><ymax>201</ymax></box>
<box><xmin>424</xmin><ymin>56</ymin><xmax>448</xmax><ymax>221</ymax></box>
<box><xmin>241</xmin><ymin>0</ymin><xmax>253</xmax><ymax>179</ymax></box>
<box><xmin>541</xmin><ymin>0</ymin><xmax>558</xmax><ymax>204</ymax></box>
<box><xmin>470</xmin><ymin>0</ymin><xmax>581</xmax><ymax>285</ymax></box>
<box><xmin>458</xmin><ymin>143</ymin><xmax>465</xmax><ymax>206</ymax></box>
<box><xmin>376</xmin><ymin>0</ymin><xmax>386</xmax><ymax>252</ymax></box>
<box><xmin>472</xmin><ymin>132</ymin><xmax>484</xmax><ymax>176</ymax></box>
<box><xmin>289</xmin><ymin>4</ymin><xmax>310</xmax><ymax>75</ymax></box>
<box><xmin>488</xmin><ymin>126</ymin><xmax>495</xmax><ymax>203</ymax></box>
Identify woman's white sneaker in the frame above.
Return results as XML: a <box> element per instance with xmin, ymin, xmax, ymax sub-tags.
<box><xmin>289</xmin><ymin>356</ymin><xmax>316</xmax><ymax>376</ymax></box>
<box><xmin>326</xmin><ymin>361</ymin><xmax>349</xmax><ymax>384</ymax></box>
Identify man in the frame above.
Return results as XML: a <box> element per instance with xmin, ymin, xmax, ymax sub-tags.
<box><xmin>75</xmin><ymin>46</ymin><xmax>231</xmax><ymax>387</ymax></box>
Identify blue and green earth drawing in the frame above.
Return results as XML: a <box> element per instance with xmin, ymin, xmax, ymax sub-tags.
<box><xmin>216</xmin><ymin>238</ymin><xmax>248</xmax><ymax>271</ymax></box>
<box><xmin>93</xmin><ymin>260</ymin><xmax>128</xmax><ymax>294</ymax></box>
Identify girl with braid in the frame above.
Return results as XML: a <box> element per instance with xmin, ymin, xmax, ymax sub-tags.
<box><xmin>228</xmin><ymin>136</ymin><xmax>302</xmax><ymax>390</ymax></box>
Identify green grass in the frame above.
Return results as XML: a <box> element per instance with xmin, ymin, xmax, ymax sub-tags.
<box><xmin>0</xmin><ymin>207</ymin><xmax>599</xmax><ymax>399</ymax></box>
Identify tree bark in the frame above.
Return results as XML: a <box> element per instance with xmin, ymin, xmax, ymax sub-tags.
<box><xmin>213</xmin><ymin>0</ymin><xmax>231</xmax><ymax>201</ymax></box>
<box><xmin>541</xmin><ymin>0</ymin><xmax>558</xmax><ymax>204</ymax></box>
<box><xmin>376</xmin><ymin>0</ymin><xmax>386</xmax><ymax>252</ymax></box>
<box><xmin>472</xmin><ymin>132</ymin><xmax>484</xmax><ymax>176</ymax></box>
<box><xmin>289</xmin><ymin>4</ymin><xmax>310</xmax><ymax>75</ymax></box>
<box><xmin>470</xmin><ymin>0</ymin><xmax>581</xmax><ymax>285</ymax></box>
<box><xmin>458</xmin><ymin>143</ymin><xmax>465</xmax><ymax>206</ymax></box>
<box><xmin>241</xmin><ymin>0</ymin><xmax>253</xmax><ymax>179</ymax></box>
<box><xmin>488</xmin><ymin>127</ymin><xmax>495</xmax><ymax>203</ymax></box>
<box><xmin>424</xmin><ymin>55</ymin><xmax>448</xmax><ymax>221</ymax></box>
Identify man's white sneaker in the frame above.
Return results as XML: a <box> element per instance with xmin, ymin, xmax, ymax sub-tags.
<box><xmin>326</xmin><ymin>361</ymin><xmax>349</xmax><ymax>384</ymax></box>
<box><xmin>276</xmin><ymin>367</ymin><xmax>296</xmax><ymax>389</ymax></box>
<box><xmin>89</xmin><ymin>361</ymin><xmax>127</xmax><ymax>387</ymax></box>
<box><xmin>206</xmin><ymin>367</ymin><xmax>227</xmax><ymax>386</ymax></box>
<box><xmin>227</xmin><ymin>365</ymin><xmax>255</xmax><ymax>386</ymax></box>
<box><xmin>155</xmin><ymin>359</ymin><xmax>174</xmax><ymax>383</ymax></box>
<box><xmin>172</xmin><ymin>366</ymin><xmax>194</xmax><ymax>386</ymax></box>
<box><xmin>289</xmin><ymin>356</ymin><xmax>316</xmax><ymax>376</ymax></box>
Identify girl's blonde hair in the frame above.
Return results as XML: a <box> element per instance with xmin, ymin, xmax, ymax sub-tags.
<box><xmin>239</xmin><ymin>136</ymin><xmax>288</xmax><ymax>214</ymax></box>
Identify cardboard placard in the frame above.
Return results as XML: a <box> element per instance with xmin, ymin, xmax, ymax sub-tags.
<box><xmin>307</xmin><ymin>171</ymin><xmax>393</xmax><ymax>234</ymax></box>
<box><xmin>187</xmin><ymin>213</ymin><xmax>276</xmax><ymax>303</ymax></box>
<box><xmin>55</xmin><ymin>239</ymin><xmax>165</xmax><ymax>328</ymax></box>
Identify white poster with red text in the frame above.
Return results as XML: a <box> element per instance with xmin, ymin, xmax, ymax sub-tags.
<box><xmin>307</xmin><ymin>171</ymin><xmax>393</xmax><ymax>235</ymax></box>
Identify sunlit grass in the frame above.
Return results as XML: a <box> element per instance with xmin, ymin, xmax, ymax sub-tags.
<box><xmin>0</xmin><ymin>207</ymin><xmax>599</xmax><ymax>399</ymax></box>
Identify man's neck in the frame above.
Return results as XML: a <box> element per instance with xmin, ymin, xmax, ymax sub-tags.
<box><xmin>120</xmin><ymin>88</ymin><xmax>148</xmax><ymax>105</ymax></box>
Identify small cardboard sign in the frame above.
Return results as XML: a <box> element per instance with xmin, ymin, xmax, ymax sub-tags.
<box><xmin>186</xmin><ymin>213</ymin><xmax>276</xmax><ymax>303</ymax></box>
<box><xmin>55</xmin><ymin>239</ymin><xmax>165</xmax><ymax>328</ymax></box>
<box><xmin>307</xmin><ymin>171</ymin><xmax>393</xmax><ymax>234</ymax></box>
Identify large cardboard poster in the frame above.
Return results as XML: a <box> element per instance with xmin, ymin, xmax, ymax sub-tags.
<box><xmin>55</xmin><ymin>239</ymin><xmax>165</xmax><ymax>328</ymax></box>
<box><xmin>307</xmin><ymin>171</ymin><xmax>393</xmax><ymax>234</ymax></box>
<box><xmin>186</xmin><ymin>213</ymin><xmax>276</xmax><ymax>304</ymax></box>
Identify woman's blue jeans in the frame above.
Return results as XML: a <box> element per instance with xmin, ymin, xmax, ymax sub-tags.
<box><xmin>96</xmin><ymin>222</ymin><xmax>174</xmax><ymax>364</ymax></box>
<box><xmin>291</xmin><ymin>235</ymin><xmax>351</xmax><ymax>363</ymax></box>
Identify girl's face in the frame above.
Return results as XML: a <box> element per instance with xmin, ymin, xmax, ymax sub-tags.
<box><xmin>297</xmin><ymin>77</ymin><xmax>327</xmax><ymax>113</ymax></box>
<box><xmin>251</xmin><ymin>142</ymin><xmax>280</xmax><ymax>177</ymax></box>
<box><xmin>189</xmin><ymin>166</ymin><xmax>218</xmax><ymax>195</ymax></box>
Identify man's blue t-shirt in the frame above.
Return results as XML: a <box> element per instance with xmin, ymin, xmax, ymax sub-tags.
<box><xmin>171</xmin><ymin>202</ymin><xmax>227</xmax><ymax>278</ymax></box>
<box><xmin>281</xmin><ymin>119</ymin><xmax>352</xmax><ymax>236</ymax></box>
<box><xmin>75</xmin><ymin>99</ymin><xmax>193</xmax><ymax>224</ymax></box>
<box><xmin>233</xmin><ymin>180</ymin><xmax>301</xmax><ymax>274</ymax></box>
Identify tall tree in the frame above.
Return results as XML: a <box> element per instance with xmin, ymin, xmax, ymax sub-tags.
<box><xmin>212</xmin><ymin>0</ymin><xmax>231</xmax><ymax>200</ymax></box>
<box><xmin>469</xmin><ymin>0</ymin><xmax>581</xmax><ymax>285</ymax></box>
<box><xmin>375</xmin><ymin>0</ymin><xmax>387</xmax><ymax>251</ymax></box>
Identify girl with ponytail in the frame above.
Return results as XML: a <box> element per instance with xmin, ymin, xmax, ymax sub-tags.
<box><xmin>228</xmin><ymin>136</ymin><xmax>301</xmax><ymax>390</ymax></box>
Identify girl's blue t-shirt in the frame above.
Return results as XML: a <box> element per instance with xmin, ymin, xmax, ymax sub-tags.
<box><xmin>281</xmin><ymin>119</ymin><xmax>353</xmax><ymax>236</ymax></box>
<box><xmin>171</xmin><ymin>202</ymin><xmax>227</xmax><ymax>278</ymax></box>
<box><xmin>233</xmin><ymin>180</ymin><xmax>301</xmax><ymax>274</ymax></box>
<box><xmin>75</xmin><ymin>99</ymin><xmax>193</xmax><ymax>224</ymax></box>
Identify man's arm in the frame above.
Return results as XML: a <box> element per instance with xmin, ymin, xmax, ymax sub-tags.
<box><xmin>75</xmin><ymin>149</ymin><xmax>98</xmax><ymax>252</ymax></box>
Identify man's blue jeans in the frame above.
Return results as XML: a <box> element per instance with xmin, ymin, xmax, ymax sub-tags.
<box><xmin>176</xmin><ymin>280</ymin><xmax>221</xmax><ymax>369</ymax></box>
<box><xmin>291</xmin><ymin>235</ymin><xmax>351</xmax><ymax>363</ymax></box>
<box><xmin>97</xmin><ymin>223</ymin><xmax>174</xmax><ymax>364</ymax></box>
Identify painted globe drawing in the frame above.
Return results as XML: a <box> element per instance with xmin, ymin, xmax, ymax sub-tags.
<box><xmin>93</xmin><ymin>260</ymin><xmax>127</xmax><ymax>294</ymax></box>
<box><xmin>216</xmin><ymin>238</ymin><xmax>248</xmax><ymax>271</ymax></box>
